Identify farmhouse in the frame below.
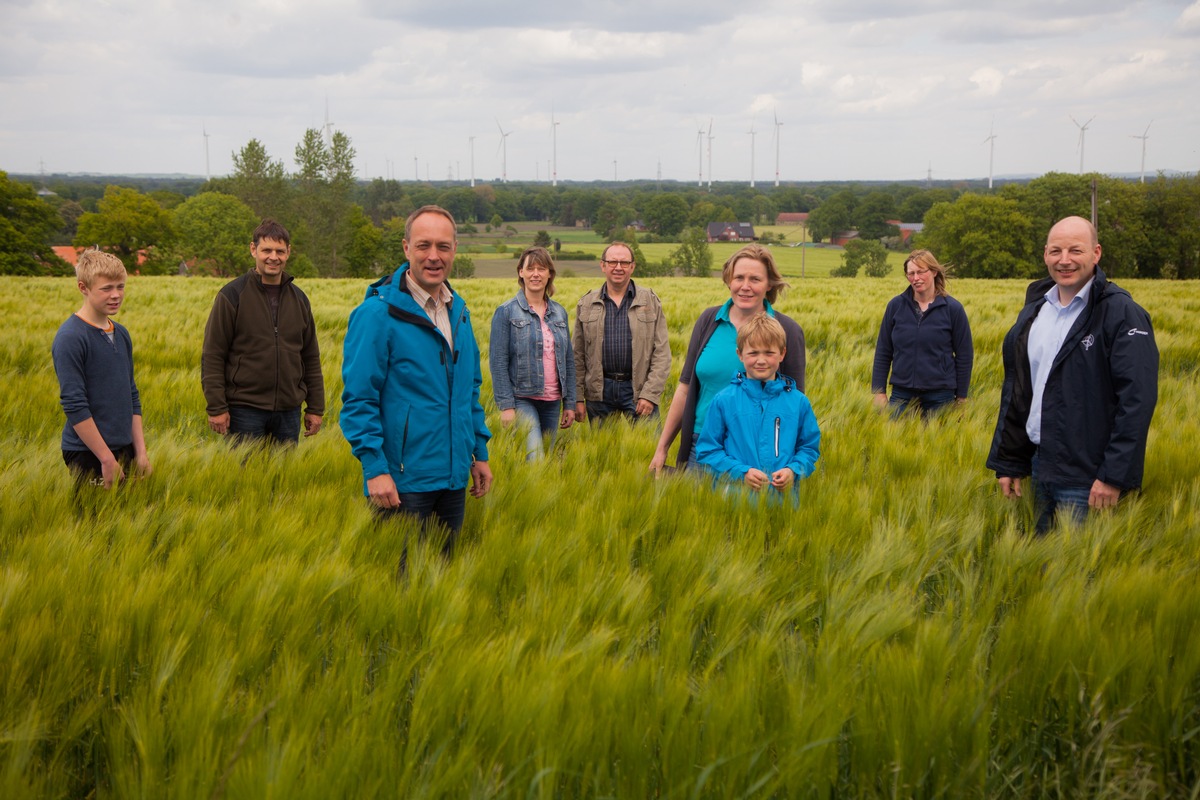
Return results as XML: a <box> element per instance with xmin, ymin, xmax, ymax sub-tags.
<box><xmin>889</xmin><ymin>220</ymin><xmax>924</xmax><ymax>246</ymax></box>
<box><xmin>706</xmin><ymin>222</ymin><xmax>756</xmax><ymax>242</ymax></box>
<box><xmin>775</xmin><ymin>212</ymin><xmax>809</xmax><ymax>225</ymax></box>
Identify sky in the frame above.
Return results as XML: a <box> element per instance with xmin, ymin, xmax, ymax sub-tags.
<box><xmin>2</xmin><ymin>0</ymin><xmax>1198</xmax><ymax>184</ymax></box>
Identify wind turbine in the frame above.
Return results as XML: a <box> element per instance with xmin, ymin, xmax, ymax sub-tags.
<box><xmin>1070</xmin><ymin>114</ymin><xmax>1095</xmax><ymax>174</ymax></box>
<box><xmin>983</xmin><ymin>120</ymin><xmax>997</xmax><ymax>190</ymax></box>
<box><xmin>748</xmin><ymin>123</ymin><xmax>756</xmax><ymax>188</ymax></box>
<box><xmin>1131</xmin><ymin>121</ymin><xmax>1153</xmax><ymax>184</ymax></box>
<box><xmin>706</xmin><ymin>118</ymin><xmax>714</xmax><ymax>190</ymax></box>
<box><xmin>202</xmin><ymin>125</ymin><xmax>210</xmax><ymax>182</ymax></box>
<box><xmin>323</xmin><ymin>98</ymin><xmax>335</xmax><ymax>148</ymax></box>
<box><xmin>496</xmin><ymin>120</ymin><xmax>510</xmax><ymax>183</ymax></box>
<box><xmin>772</xmin><ymin>110</ymin><xmax>783</xmax><ymax>187</ymax></box>
<box><xmin>468</xmin><ymin>135</ymin><xmax>476</xmax><ymax>187</ymax></box>
<box><xmin>696</xmin><ymin>125</ymin><xmax>705</xmax><ymax>187</ymax></box>
<box><xmin>551</xmin><ymin>105</ymin><xmax>560</xmax><ymax>186</ymax></box>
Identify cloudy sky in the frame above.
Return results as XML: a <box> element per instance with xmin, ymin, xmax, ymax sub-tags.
<box><xmin>2</xmin><ymin>0</ymin><xmax>1198</xmax><ymax>184</ymax></box>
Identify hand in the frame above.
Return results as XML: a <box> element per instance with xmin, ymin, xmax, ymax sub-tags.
<box><xmin>998</xmin><ymin>476</ymin><xmax>1022</xmax><ymax>499</ymax></box>
<box><xmin>1089</xmin><ymin>479</ymin><xmax>1120</xmax><ymax>510</ymax></box>
<box><xmin>635</xmin><ymin>399</ymin><xmax>655</xmax><ymax>416</ymax></box>
<box><xmin>648</xmin><ymin>449</ymin><xmax>668</xmax><ymax>476</ymax></box>
<box><xmin>743</xmin><ymin>468</ymin><xmax>769</xmax><ymax>491</ymax></box>
<box><xmin>575</xmin><ymin>402</ymin><xmax>587</xmax><ymax>423</ymax></box>
<box><xmin>134</xmin><ymin>453</ymin><xmax>152</xmax><ymax>478</ymax></box>
<box><xmin>559</xmin><ymin>409</ymin><xmax>575</xmax><ymax>429</ymax></box>
<box><xmin>954</xmin><ymin>397</ymin><xmax>968</xmax><ymax>405</ymax></box>
<box><xmin>470</xmin><ymin>460</ymin><xmax>493</xmax><ymax>498</ymax></box>
<box><xmin>209</xmin><ymin>412</ymin><xmax>230</xmax><ymax>435</ymax></box>
<box><xmin>367</xmin><ymin>473</ymin><xmax>400</xmax><ymax>509</ymax></box>
<box><xmin>770</xmin><ymin>468</ymin><xmax>795</xmax><ymax>490</ymax></box>
<box><xmin>303</xmin><ymin>413</ymin><xmax>323</xmax><ymax>436</ymax></box>
<box><xmin>500</xmin><ymin>408</ymin><xmax>516</xmax><ymax>428</ymax></box>
<box><xmin>872</xmin><ymin>392</ymin><xmax>888</xmax><ymax>411</ymax></box>
<box><xmin>101</xmin><ymin>457</ymin><xmax>125</xmax><ymax>489</ymax></box>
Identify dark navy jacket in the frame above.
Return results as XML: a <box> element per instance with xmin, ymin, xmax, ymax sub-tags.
<box><xmin>872</xmin><ymin>288</ymin><xmax>973</xmax><ymax>397</ymax></box>
<box><xmin>986</xmin><ymin>270</ymin><xmax>1158</xmax><ymax>490</ymax></box>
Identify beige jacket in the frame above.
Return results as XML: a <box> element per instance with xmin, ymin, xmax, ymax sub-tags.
<box><xmin>573</xmin><ymin>283</ymin><xmax>672</xmax><ymax>406</ymax></box>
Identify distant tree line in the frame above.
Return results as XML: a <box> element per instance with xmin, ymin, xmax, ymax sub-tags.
<box><xmin>4</xmin><ymin>153</ymin><xmax>1198</xmax><ymax>278</ymax></box>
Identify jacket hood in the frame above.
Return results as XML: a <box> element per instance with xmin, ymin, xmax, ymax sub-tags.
<box><xmin>731</xmin><ymin>371</ymin><xmax>796</xmax><ymax>399</ymax></box>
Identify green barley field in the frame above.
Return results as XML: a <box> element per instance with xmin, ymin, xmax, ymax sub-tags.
<box><xmin>2</xmin><ymin>274</ymin><xmax>1198</xmax><ymax>798</ymax></box>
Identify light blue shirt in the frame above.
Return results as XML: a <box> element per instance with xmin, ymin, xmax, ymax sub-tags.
<box><xmin>1025</xmin><ymin>278</ymin><xmax>1094</xmax><ymax>444</ymax></box>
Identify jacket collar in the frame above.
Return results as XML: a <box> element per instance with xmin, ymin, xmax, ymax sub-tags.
<box><xmin>732</xmin><ymin>370</ymin><xmax>795</xmax><ymax>397</ymax></box>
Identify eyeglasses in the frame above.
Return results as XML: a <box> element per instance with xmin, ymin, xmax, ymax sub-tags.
<box><xmin>906</xmin><ymin>269</ymin><xmax>931</xmax><ymax>280</ymax></box>
<box><xmin>603</xmin><ymin>260</ymin><xmax>634</xmax><ymax>268</ymax></box>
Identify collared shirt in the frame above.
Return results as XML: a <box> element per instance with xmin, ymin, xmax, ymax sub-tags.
<box><xmin>405</xmin><ymin>270</ymin><xmax>454</xmax><ymax>347</ymax></box>
<box><xmin>601</xmin><ymin>280</ymin><xmax>635</xmax><ymax>377</ymax></box>
<box><xmin>1026</xmin><ymin>278</ymin><xmax>1094</xmax><ymax>444</ymax></box>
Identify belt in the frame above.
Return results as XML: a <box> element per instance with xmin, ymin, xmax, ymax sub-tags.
<box><xmin>604</xmin><ymin>372</ymin><xmax>632</xmax><ymax>382</ymax></box>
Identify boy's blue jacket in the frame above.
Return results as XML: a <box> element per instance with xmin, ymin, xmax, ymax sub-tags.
<box><xmin>341</xmin><ymin>266</ymin><xmax>491</xmax><ymax>493</ymax></box>
<box><xmin>695</xmin><ymin>372</ymin><xmax>820</xmax><ymax>483</ymax></box>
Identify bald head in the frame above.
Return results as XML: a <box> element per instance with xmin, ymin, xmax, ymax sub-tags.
<box><xmin>1047</xmin><ymin>216</ymin><xmax>1098</xmax><ymax>250</ymax></box>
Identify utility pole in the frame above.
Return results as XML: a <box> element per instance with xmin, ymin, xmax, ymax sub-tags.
<box><xmin>773</xmin><ymin>111</ymin><xmax>783</xmax><ymax>187</ymax></box>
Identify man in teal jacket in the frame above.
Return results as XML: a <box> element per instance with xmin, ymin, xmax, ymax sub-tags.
<box><xmin>341</xmin><ymin>205</ymin><xmax>492</xmax><ymax>543</ymax></box>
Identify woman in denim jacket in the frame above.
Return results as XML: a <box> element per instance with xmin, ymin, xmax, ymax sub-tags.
<box><xmin>489</xmin><ymin>246</ymin><xmax>576</xmax><ymax>460</ymax></box>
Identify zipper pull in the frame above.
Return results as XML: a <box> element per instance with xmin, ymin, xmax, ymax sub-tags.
<box><xmin>774</xmin><ymin>417</ymin><xmax>780</xmax><ymax>458</ymax></box>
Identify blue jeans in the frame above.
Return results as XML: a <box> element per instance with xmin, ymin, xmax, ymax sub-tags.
<box><xmin>375</xmin><ymin>488</ymin><xmax>468</xmax><ymax>574</ymax></box>
<box><xmin>888</xmin><ymin>388</ymin><xmax>955</xmax><ymax>419</ymax></box>
<box><xmin>586</xmin><ymin>378</ymin><xmax>658</xmax><ymax>423</ymax></box>
<box><xmin>228</xmin><ymin>405</ymin><xmax>302</xmax><ymax>445</ymax></box>
<box><xmin>1031</xmin><ymin>454</ymin><xmax>1091</xmax><ymax>535</ymax></box>
<box><xmin>514</xmin><ymin>396</ymin><xmax>561</xmax><ymax>461</ymax></box>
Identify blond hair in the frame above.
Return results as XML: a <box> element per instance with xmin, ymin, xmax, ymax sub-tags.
<box><xmin>736</xmin><ymin>313</ymin><xmax>786</xmax><ymax>352</ymax></box>
<box><xmin>904</xmin><ymin>249</ymin><xmax>950</xmax><ymax>297</ymax></box>
<box><xmin>721</xmin><ymin>244</ymin><xmax>790</xmax><ymax>305</ymax></box>
<box><xmin>75</xmin><ymin>250</ymin><xmax>126</xmax><ymax>286</ymax></box>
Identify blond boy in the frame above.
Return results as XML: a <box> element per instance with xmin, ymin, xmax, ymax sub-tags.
<box><xmin>694</xmin><ymin>314</ymin><xmax>820</xmax><ymax>495</ymax></box>
<box><xmin>52</xmin><ymin>250</ymin><xmax>150</xmax><ymax>488</ymax></box>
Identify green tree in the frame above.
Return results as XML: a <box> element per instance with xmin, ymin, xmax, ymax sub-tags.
<box><xmin>489</xmin><ymin>213</ymin><xmax>503</xmax><ymax>230</ymax></box>
<box><xmin>898</xmin><ymin>188</ymin><xmax>957</xmax><ymax>224</ymax></box>
<box><xmin>74</xmin><ymin>185</ymin><xmax>174</xmax><ymax>272</ymax></box>
<box><xmin>171</xmin><ymin>192</ymin><xmax>259</xmax><ymax>276</ymax></box>
<box><xmin>669</xmin><ymin>227</ymin><xmax>713</xmax><ymax>277</ymax></box>
<box><xmin>807</xmin><ymin>193</ymin><xmax>854</xmax><ymax>242</ymax></box>
<box><xmin>1141</xmin><ymin>174</ymin><xmax>1200</xmax><ymax>279</ymax></box>
<box><xmin>344</xmin><ymin>206</ymin><xmax>384</xmax><ymax>278</ymax></box>
<box><xmin>0</xmin><ymin>171</ymin><xmax>72</xmax><ymax>275</ymax></box>
<box><xmin>380</xmin><ymin>217</ymin><xmax>406</xmax><ymax>268</ymax></box>
<box><xmin>645</xmin><ymin>194</ymin><xmax>689</xmax><ymax>238</ymax></box>
<box><xmin>854</xmin><ymin>192</ymin><xmax>899</xmax><ymax>241</ymax></box>
<box><xmin>918</xmin><ymin>194</ymin><xmax>1038</xmax><ymax>278</ymax></box>
<box><xmin>451</xmin><ymin>253</ymin><xmax>475</xmax><ymax>278</ymax></box>
<box><xmin>533</xmin><ymin>230</ymin><xmax>552</xmax><ymax>248</ymax></box>
<box><xmin>841</xmin><ymin>239</ymin><xmax>890</xmax><ymax>277</ymax></box>
<box><xmin>292</xmin><ymin>128</ymin><xmax>358</xmax><ymax>276</ymax></box>
<box><xmin>229</xmin><ymin>138</ymin><xmax>289</xmax><ymax>220</ymax></box>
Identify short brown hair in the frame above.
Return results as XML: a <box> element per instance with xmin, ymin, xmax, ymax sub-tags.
<box><xmin>75</xmin><ymin>249</ymin><xmax>126</xmax><ymax>286</ymax></box>
<box><xmin>516</xmin><ymin>246</ymin><xmax>557</xmax><ymax>298</ymax></box>
<box><xmin>736</xmin><ymin>313</ymin><xmax>786</xmax><ymax>353</ymax></box>
<box><xmin>252</xmin><ymin>219</ymin><xmax>290</xmax><ymax>247</ymax></box>
<box><xmin>406</xmin><ymin>205</ymin><xmax>458</xmax><ymax>238</ymax></box>
<box><xmin>601</xmin><ymin>242</ymin><xmax>634</xmax><ymax>263</ymax></box>
<box><xmin>721</xmin><ymin>244</ymin><xmax>790</xmax><ymax>305</ymax></box>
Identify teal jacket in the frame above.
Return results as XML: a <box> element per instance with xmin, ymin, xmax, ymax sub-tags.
<box><xmin>341</xmin><ymin>267</ymin><xmax>491</xmax><ymax>493</ymax></box>
<box><xmin>695</xmin><ymin>372</ymin><xmax>821</xmax><ymax>488</ymax></box>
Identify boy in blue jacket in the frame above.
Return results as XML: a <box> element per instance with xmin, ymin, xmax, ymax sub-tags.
<box><xmin>695</xmin><ymin>314</ymin><xmax>820</xmax><ymax>500</ymax></box>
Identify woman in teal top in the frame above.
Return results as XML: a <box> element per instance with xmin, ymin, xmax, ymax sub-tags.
<box><xmin>650</xmin><ymin>244</ymin><xmax>807</xmax><ymax>472</ymax></box>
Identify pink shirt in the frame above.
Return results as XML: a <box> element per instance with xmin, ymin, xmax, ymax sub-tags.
<box><xmin>531</xmin><ymin>313</ymin><xmax>561</xmax><ymax>401</ymax></box>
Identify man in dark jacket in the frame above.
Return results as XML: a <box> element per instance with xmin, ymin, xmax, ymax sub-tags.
<box><xmin>202</xmin><ymin>219</ymin><xmax>325</xmax><ymax>445</ymax></box>
<box><xmin>987</xmin><ymin>216</ymin><xmax>1158</xmax><ymax>534</ymax></box>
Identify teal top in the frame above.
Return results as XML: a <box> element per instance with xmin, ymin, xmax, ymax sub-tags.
<box><xmin>692</xmin><ymin>299</ymin><xmax>778</xmax><ymax>435</ymax></box>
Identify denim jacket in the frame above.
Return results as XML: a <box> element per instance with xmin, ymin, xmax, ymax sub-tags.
<box><xmin>489</xmin><ymin>291</ymin><xmax>576</xmax><ymax>410</ymax></box>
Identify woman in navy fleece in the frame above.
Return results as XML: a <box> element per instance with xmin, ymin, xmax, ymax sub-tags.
<box><xmin>871</xmin><ymin>249</ymin><xmax>973</xmax><ymax>418</ymax></box>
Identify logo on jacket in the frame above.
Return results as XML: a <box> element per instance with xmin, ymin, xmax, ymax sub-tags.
<box><xmin>1128</xmin><ymin>328</ymin><xmax>1150</xmax><ymax>336</ymax></box>
<box><xmin>1081</xmin><ymin>334</ymin><xmax>1095</xmax><ymax>350</ymax></box>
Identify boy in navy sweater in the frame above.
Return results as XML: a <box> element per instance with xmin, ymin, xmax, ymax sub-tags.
<box><xmin>52</xmin><ymin>250</ymin><xmax>151</xmax><ymax>488</ymax></box>
<box><xmin>696</xmin><ymin>314</ymin><xmax>820</xmax><ymax>500</ymax></box>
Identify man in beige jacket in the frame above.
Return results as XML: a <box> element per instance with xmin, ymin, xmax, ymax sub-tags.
<box><xmin>573</xmin><ymin>242</ymin><xmax>672</xmax><ymax>423</ymax></box>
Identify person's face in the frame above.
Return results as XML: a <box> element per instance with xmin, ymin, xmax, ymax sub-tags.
<box><xmin>251</xmin><ymin>237</ymin><xmax>290</xmax><ymax>283</ymax></box>
<box><xmin>519</xmin><ymin>257</ymin><xmax>551</xmax><ymax>295</ymax></box>
<box><xmin>905</xmin><ymin>261</ymin><xmax>933</xmax><ymax>295</ymax></box>
<box><xmin>80</xmin><ymin>276</ymin><xmax>126</xmax><ymax>318</ymax></box>
<box><xmin>601</xmin><ymin>245</ymin><xmax>635</xmax><ymax>290</ymax></box>
<box><xmin>739</xmin><ymin>341</ymin><xmax>785</xmax><ymax>381</ymax></box>
<box><xmin>1044</xmin><ymin>219</ymin><xmax>1100</xmax><ymax>300</ymax></box>
<box><xmin>403</xmin><ymin>212</ymin><xmax>458</xmax><ymax>293</ymax></box>
<box><xmin>728</xmin><ymin>257</ymin><xmax>769</xmax><ymax>312</ymax></box>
